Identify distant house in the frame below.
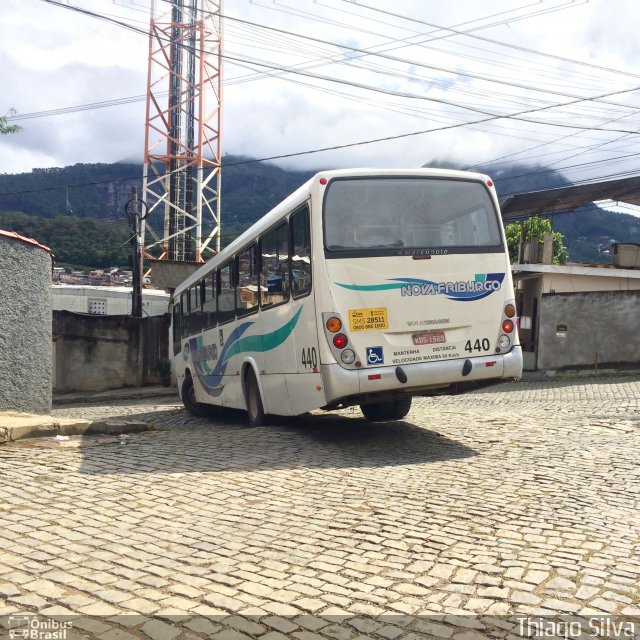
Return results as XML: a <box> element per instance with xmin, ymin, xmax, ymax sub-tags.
<box><xmin>0</xmin><ymin>230</ymin><xmax>53</xmax><ymax>414</ymax></box>
<box><xmin>500</xmin><ymin>176</ymin><xmax>640</xmax><ymax>371</ymax></box>
<box><xmin>513</xmin><ymin>262</ymin><xmax>640</xmax><ymax>371</ymax></box>
<box><xmin>51</xmin><ymin>284</ymin><xmax>169</xmax><ymax>316</ymax></box>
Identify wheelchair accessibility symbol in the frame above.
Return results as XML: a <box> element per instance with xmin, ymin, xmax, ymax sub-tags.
<box><xmin>366</xmin><ymin>346</ymin><xmax>384</xmax><ymax>365</ymax></box>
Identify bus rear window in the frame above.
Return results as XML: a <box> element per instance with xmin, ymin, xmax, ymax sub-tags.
<box><xmin>323</xmin><ymin>177</ymin><xmax>502</xmax><ymax>254</ymax></box>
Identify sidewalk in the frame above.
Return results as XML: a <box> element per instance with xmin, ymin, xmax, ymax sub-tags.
<box><xmin>53</xmin><ymin>383</ymin><xmax>178</xmax><ymax>405</ymax></box>
<box><xmin>1</xmin><ymin>386</ymin><xmax>177</xmax><ymax>442</ymax></box>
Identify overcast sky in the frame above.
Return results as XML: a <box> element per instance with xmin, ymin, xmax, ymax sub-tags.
<box><xmin>3</xmin><ymin>0</ymin><xmax>640</xmax><ymax>205</ymax></box>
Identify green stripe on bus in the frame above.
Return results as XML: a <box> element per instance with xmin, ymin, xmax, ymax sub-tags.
<box><xmin>336</xmin><ymin>282</ymin><xmax>405</xmax><ymax>291</ymax></box>
<box><xmin>222</xmin><ymin>306</ymin><xmax>303</xmax><ymax>363</ymax></box>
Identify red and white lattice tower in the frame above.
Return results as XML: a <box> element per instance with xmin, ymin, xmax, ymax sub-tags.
<box><xmin>142</xmin><ymin>0</ymin><xmax>223</xmax><ymax>263</ymax></box>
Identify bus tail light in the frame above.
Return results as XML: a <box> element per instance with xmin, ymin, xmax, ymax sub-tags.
<box><xmin>498</xmin><ymin>334</ymin><xmax>511</xmax><ymax>349</ymax></box>
<box><xmin>341</xmin><ymin>349</ymin><xmax>356</xmax><ymax>364</ymax></box>
<box><xmin>494</xmin><ymin>300</ymin><xmax>518</xmax><ymax>354</ymax></box>
<box><xmin>333</xmin><ymin>333</ymin><xmax>348</xmax><ymax>349</ymax></box>
<box><xmin>323</xmin><ymin>312</ymin><xmax>359</xmax><ymax>369</ymax></box>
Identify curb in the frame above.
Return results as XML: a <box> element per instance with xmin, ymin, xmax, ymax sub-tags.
<box><xmin>0</xmin><ymin>419</ymin><xmax>150</xmax><ymax>443</ymax></box>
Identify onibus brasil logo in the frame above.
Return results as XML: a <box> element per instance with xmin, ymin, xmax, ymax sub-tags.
<box><xmin>336</xmin><ymin>273</ymin><xmax>505</xmax><ymax>302</ymax></box>
<box><xmin>8</xmin><ymin>614</ymin><xmax>73</xmax><ymax>639</ymax></box>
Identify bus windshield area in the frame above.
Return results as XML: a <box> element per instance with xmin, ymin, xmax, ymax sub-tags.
<box><xmin>323</xmin><ymin>177</ymin><xmax>502</xmax><ymax>253</ymax></box>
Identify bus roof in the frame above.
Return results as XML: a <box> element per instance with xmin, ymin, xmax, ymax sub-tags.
<box><xmin>172</xmin><ymin>167</ymin><xmax>492</xmax><ymax>297</ymax></box>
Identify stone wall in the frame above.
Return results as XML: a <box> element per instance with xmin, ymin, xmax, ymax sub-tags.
<box><xmin>53</xmin><ymin>312</ymin><xmax>170</xmax><ymax>392</ymax></box>
<box><xmin>537</xmin><ymin>290</ymin><xmax>640</xmax><ymax>370</ymax></box>
<box><xmin>0</xmin><ymin>236</ymin><xmax>52</xmax><ymax>413</ymax></box>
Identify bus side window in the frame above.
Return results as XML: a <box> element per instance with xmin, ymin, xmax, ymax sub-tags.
<box><xmin>260</xmin><ymin>222</ymin><xmax>289</xmax><ymax>309</ymax></box>
<box><xmin>237</xmin><ymin>244</ymin><xmax>259</xmax><ymax>317</ymax></box>
<box><xmin>203</xmin><ymin>272</ymin><xmax>217</xmax><ymax>329</ymax></box>
<box><xmin>189</xmin><ymin>284</ymin><xmax>202</xmax><ymax>334</ymax></box>
<box><xmin>217</xmin><ymin>260</ymin><xmax>236</xmax><ymax>325</ymax></box>
<box><xmin>291</xmin><ymin>205</ymin><xmax>312</xmax><ymax>298</ymax></box>
<box><xmin>172</xmin><ymin>302</ymin><xmax>182</xmax><ymax>355</ymax></box>
<box><xmin>181</xmin><ymin>291</ymin><xmax>190</xmax><ymax>338</ymax></box>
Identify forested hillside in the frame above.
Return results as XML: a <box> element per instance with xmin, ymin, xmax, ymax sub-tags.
<box><xmin>0</xmin><ymin>158</ymin><xmax>638</xmax><ymax>268</ymax></box>
<box><xmin>0</xmin><ymin>157</ymin><xmax>314</xmax><ymax>267</ymax></box>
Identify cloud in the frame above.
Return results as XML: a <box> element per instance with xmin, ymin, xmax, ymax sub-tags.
<box><xmin>2</xmin><ymin>0</ymin><xmax>640</xmax><ymax>186</ymax></box>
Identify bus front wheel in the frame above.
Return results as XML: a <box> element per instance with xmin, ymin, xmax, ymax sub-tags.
<box><xmin>244</xmin><ymin>369</ymin><xmax>265</xmax><ymax>428</ymax></box>
<box><xmin>360</xmin><ymin>397</ymin><xmax>412</xmax><ymax>422</ymax></box>
<box><xmin>181</xmin><ymin>373</ymin><xmax>210</xmax><ymax>417</ymax></box>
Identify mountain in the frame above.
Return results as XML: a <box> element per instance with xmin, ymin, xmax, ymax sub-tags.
<box><xmin>0</xmin><ymin>157</ymin><xmax>315</xmax><ymax>267</ymax></box>
<box><xmin>0</xmin><ymin>158</ymin><xmax>638</xmax><ymax>267</ymax></box>
<box><xmin>480</xmin><ymin>164</ymin><xmax>640</xmax><ymax>264</ymax></box>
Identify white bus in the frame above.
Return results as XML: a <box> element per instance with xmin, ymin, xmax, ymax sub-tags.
<box><xmin>170</xmin><ymin>168</ymin><xmax>522</xmax><ymax>427</ymax></box>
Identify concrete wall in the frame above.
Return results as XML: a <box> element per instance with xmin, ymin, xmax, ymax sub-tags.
<box><xmin>53</xmin><ymin>311</ymin><xmax>170</xmax><ymax>392</ymax></box>
<box><xmin>537</xmin><ymin>290</ymin><xmax>640</xmax><ymax>370</ymax></box>
<box><xmin>0</xmin><ymin>236</ymin><xmax>52</xmax><ymax>414</ymax></box>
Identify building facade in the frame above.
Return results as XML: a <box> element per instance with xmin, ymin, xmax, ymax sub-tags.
<box><xmin>0</xmin><ymin>231</ymin><xmax>53</xmax><ymax>413</ymax></box>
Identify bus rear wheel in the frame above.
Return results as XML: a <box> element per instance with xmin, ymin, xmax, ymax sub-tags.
<box><xmin>244</xmin><ymin>369</ymin><xmax>265</xmax><ymax>428</ymax></box>
<box><xmin>181</xmin><ymin>373</ymin><xmax>210</xmax><ymax>417</ymax></box>
<box><xmin>360</xmin><ymin>397</ymin><xmax>412</xmax><ymax>422</ymax></box>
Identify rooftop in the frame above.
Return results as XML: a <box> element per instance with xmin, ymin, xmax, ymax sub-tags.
<box><xmin>0</xmin><ymin>229</ymin><xmax>51</xmax><ymax>253</ymax></box>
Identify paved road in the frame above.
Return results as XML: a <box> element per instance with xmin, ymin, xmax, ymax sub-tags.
<box><xmin>1</xmin><ymin>376</ymin><xmax>640</xmax><ymax>639</ymax></box>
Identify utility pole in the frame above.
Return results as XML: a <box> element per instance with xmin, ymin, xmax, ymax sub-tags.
<box><xmin>128</xmin><ymin>187</ymin><xmax>143</xmax><ymax>318</ymax></box>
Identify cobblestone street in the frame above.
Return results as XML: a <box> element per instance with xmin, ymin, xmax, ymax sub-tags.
<box><xmin>1</xmin><ymin>375</ymin><xmax>640</xmax><ymax>639</ymax></box>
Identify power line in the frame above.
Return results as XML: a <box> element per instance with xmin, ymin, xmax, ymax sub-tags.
<box><xmin>7</xmin><ymin>94</ymin><xmax>152</xmax><ymax>121</ymax></box>
<box><xmin>204</xmin><ymin>6</ymin><xmax>640</xmax><ymax>113</ymax></box>
<box><xmin>13</xmin><ymin>0</ymin><xmax>639</xmax><ymax>162</ymax></box>
<box><xmin>25</xmin><ymin>1</ymin><xmax>640</xmax><ymax>142</ymax></box>
<box><xmin>346</xmin><ymin>0</ymin><xmax>640</xmax><ymax>83</ymax></box>
<box><xmin>3</xmin><ymin>105</ymin><xmax>640</xmax><ymax>199</ymax></box>
<box><xmin>41</xmin><ymin>0</ymin><xmax>640</xmax><ymax>116</ymax></box>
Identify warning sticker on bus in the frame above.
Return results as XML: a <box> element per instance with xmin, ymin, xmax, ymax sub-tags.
<box><xmin>349</xmin><ymin>307</ymin><xmax>388</xmax><ymax>332</ymax></box>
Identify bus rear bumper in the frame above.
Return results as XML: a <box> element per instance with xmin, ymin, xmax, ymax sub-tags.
<box><xmin>321</xmin><ymin>346</ymin><xmax>523</xmax><ymax>406</ymax></box>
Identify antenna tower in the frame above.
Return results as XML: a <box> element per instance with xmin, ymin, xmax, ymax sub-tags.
<box><xmin>142</xmin><ymin>0</ymin><xmax>223</xmax><ymax>263</ymax></box>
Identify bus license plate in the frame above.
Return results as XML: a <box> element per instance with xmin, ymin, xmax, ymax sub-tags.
<box><xmin>412</xmin><ymin>330</ymin><xmax>446</xmax><ymax>345</ymax></box>
<box><xmin>349</xmin><ymin>307</ymin><xmax>388</xmax><ymax>331</ymax></box>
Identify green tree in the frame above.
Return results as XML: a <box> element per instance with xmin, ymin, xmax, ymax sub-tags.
<box><xmin>505</xmin><ymin>216</ymin><xmax>568</xmax><ymax>265</ymax></box>
<box><xmin>0</xmin><ymin>108</ymin><xmax>22</xmax><ymax>135</ymax></box>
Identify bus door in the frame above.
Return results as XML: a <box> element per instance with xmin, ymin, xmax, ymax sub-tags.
<box><xmin>287</xmin><ymin>205</ymin><xmax>323</xmax><ymax>415</ymax></box>
<box><xmin>260</xmin><ymin>204</ymin><xmax>321</xmax><ymax>415</ymax></box>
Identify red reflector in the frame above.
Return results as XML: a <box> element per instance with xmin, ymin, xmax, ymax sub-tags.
<box><xmin>412</xmin><ymin>255</ymin><xmax>431</xmax><ymax>260</ymax></box>
<box><xmin>333</xmin><ymin>333</ymin><xmax>348</xmax><ymax>349</ymax></box>
<box><xmin>485</xmin><ymin>361</ymin><xmax>496</xmax><ymax>367</ymax></box>
<box><xmin>368</xmin><ymin>374</ymin><xmax>381</xmax><ymax>380</ymax></box>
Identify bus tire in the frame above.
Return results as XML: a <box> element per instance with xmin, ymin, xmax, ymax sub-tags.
<box><xmin>181</xmin><ymin>373</ymin><xmax>210</xmax><ymax>417</ymax></box>
<box><xmin>361</xmin><ymin>397</ymin><xmax>412</xmax><ymax>422</ymax></box>
<box><xmin>391</xmin><ymin>396</ymin><xmax>412</xmax><ymax>419</ymax></box>
<box><xmin>244</xmin><ymin>369</ymin><xmax>265</xmax><ymax>428</ymax></box>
